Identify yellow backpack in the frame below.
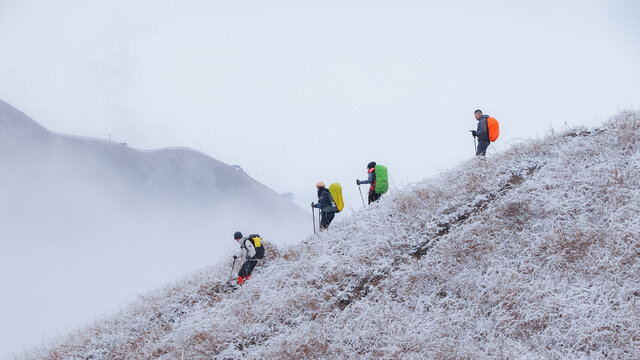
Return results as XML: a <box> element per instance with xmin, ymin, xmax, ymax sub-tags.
<box><xmin>329</xmin><ymin>183</ymin><xmax>344</xmax><ymax>213</ymax></box>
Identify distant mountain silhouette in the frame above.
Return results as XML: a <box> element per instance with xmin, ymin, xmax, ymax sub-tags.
<box><xmin>0</xmin><ymin>98</ymin><xmax>307</xmax><ymax>222</ymax></box>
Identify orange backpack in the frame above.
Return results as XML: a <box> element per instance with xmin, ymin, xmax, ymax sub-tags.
<box><xmin>487</xmin><ymin>117</ymin><xmax>499</xmax><ymax>142</ymax></box>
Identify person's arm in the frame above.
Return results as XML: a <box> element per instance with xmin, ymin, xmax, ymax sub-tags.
<box><xmin>358</xmin><ymin>171</ymin><xmax>375</xmax><ymax>185</ymax></box>
<box><xmin>239</xmin><ymin>241</ymin><xmax>247</xmax><ymax>259</ymax></box>
<box><xmin>476</xmin><ymin>118</ymin><xmax>489</xmax><ymax>139</ymax></box>
<box><xmin>243</xmin><ymin>239</ymin><xmax>256</xmax><ymax>259</ymax></box>
<box><xmin>360</xmin><ymin>171</ymin><xmax>376</xmax><ymax>184</ymax></box>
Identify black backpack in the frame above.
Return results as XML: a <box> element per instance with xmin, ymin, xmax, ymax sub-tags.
<box><xmin>245</xmin><ymin>234</ymin><xmax>265</xmax><ymax>259</ymax></box>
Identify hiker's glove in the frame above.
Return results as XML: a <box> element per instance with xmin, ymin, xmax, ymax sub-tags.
<box><xmin>311</xmin><ymin>202</ymin><xmax>315</xmax><ymax>208</ymax></box>
<box><xmin>470</xmin><ymin>130</ymin><xmax>477</xmax><ymax>137</ymax></box>
<box><xmin>233</xmin><ymin>255</ymin><xmax>238</xmax><ymax>260</ymax></box>
<box><xmin>356</xmin><ymin>179</ymin><xmax>361</xmax><ymax>185</ymax></box>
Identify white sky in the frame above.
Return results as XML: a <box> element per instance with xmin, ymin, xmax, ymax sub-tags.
<box><xmin>1</xmin><ymin>1</ymin><xmax>639</xmax><ymax>212</ymax></box>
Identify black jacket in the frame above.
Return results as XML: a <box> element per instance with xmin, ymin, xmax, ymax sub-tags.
<box><xmin>476</xmin><ymin>115</ymin><xmax>490</xmax><ymax>142</ymax></box>
<box><xmin>314</xmin><ymin>188</ymin><xmax>335</xmax><ymax>213</ymax></box>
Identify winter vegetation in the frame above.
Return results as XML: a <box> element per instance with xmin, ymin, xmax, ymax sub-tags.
<box><xmin>0</xmin><ymin>98</ymin><xmax>308</xmax><ymax>356</ymax></box>
<box><xmin>16</xmin><ymin>110</ymin><xmax>640</xmax><ymax>359</ymax></box>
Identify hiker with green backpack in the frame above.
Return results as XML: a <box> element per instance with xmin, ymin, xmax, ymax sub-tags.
<box><xmin>357</xmin><ymin>161</ymin><xmax>388</xmax><ymax>204</ymax></box>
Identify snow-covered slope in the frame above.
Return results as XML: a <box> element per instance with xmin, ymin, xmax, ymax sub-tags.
<box><xmin>19</xmin><ymin>111</ymin><xmax>640</xmax><ymax>359</ymax></box>
<box><xmin>0</xmin><ymin>98</ymin><xmax>309</xmax><ymax>358</ymax></box>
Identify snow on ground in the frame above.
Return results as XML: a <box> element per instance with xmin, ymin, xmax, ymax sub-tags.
<box><xmin>18</xmin><ymin>111</ymin><xmax>640</xmax><ymax>359</ymax></box>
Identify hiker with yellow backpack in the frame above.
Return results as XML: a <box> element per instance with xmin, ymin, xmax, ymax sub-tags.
<box><xmin>312</xmin><ymin>181</ymin><xmax>343</xmax><ymax>230</ymax></box>
<box><xmin>357</xmin><ymin>161</ymin><xmax>388</xmax><ymax>205</ymax></box>
<box><xmin>470</xmin><ymin>109</ymin><xmax>499</xmax><ymax>157</ymax></box>
<box><xmin>232</xmin><ymin>231</ymin><xmax>265</xmax><ymax>285</ymax></box>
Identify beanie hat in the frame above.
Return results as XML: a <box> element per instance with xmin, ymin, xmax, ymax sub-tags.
<box><xmin>316</xmin><ymin>181</ymin><xmax>326</xmax><ymax>188</ymax></box>
<box><xmin>234</xmin><ymin>231</ymin><xmax>243</xmax><ymax>240</ymax></box>
<box><xmin>367</xmin><ymin>161</ymin><xmax>376</xmax><ymax>169</ymax></box>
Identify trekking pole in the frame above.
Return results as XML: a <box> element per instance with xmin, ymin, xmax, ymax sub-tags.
<box><xmin>357</xmin><ymin>184</ymin><xmax>366</xmax><ymax>207</ymax></box>
<box><xmin>228</xmin><ymin>255</ymin><xmax>238</xmax><ymax>283</ymax></box>
<box><xmin>311</xmin><ymin>204</ymin><xmax>316</xmax><ymax>234</ymax></box>
<box><xmin>473</xmin><ymin>136</ymin><xmax>477</xmax><ymax>154</ymax></box>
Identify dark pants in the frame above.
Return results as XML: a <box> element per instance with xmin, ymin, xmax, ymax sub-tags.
<box><xmin>320</xmin><ymin>211</ymin><xmax>335</xmax><ymax>229</ymax></box>
<box><xmin>368</xmin><ymin>191</ymin><xmax>381</xmax><ymax>204</ymax></box>
<box><xmin>476</xmin><ymin>140</ymin><xmax>490</xmax><ymax>156</ymax></box>
<box><xmin>239</xmin><ymin>259</ymin><xmax>258</xmax><ymax>277</ymax></box>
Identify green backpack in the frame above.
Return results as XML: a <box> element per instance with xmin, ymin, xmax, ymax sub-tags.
<box><xmin>374</xmin><ymin>165</ymin><xmax>389</xmax><ymax>194</ymax></box>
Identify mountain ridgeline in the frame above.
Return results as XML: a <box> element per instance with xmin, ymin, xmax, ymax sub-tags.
<box><xmin>0</xmin><ymin>98</ymin><xmax>306</xmax><ymax>220</ymax></box>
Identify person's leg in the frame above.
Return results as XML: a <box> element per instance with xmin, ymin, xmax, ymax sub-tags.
<box><xmin>368</xmin><ymin>191</ymin><xmax>381</xmax><ymax>204</ymax></box>
<box><xmin>325</xmin><ymin>211</ymin><xmax>335</xmax><ymax>227</ymax></box>
<box><xmin>320</xmin><ymin>212</ymin><xmax>329</xmax><ymax>229</ymax></box>
<box><xmin>476</xmin><ymin>140</ymin><xmax>490</xmax><ymax>156</ymax></box>
<box><xmin>245</xmin><ymin>260</ymin><xmax>258</xmax><ymax>279</ymax></box>
<box><xmin>238</xmin><ymin>260</ymin><xmax>251</xmax><ymax>284</ymax></box>
<box><xmin>239</xmin><ymin>260</ymin><xmax>251</xmax><ymax>277</ymax></box>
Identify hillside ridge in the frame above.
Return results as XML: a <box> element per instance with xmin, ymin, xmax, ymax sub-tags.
<box><xmin>19</xmin><ymin>111</ymin><xmax>640</xmax><ymax>359</ymax></box>
<box><xmin>0</xmin><ymin>98</ymin><xmax>305</xmax><ymax>216</ymax></box>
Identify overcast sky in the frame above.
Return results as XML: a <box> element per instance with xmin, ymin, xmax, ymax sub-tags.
<box><xmin>1</xmin><ymin>0</ymin><xmax>639</xmax><ymax>357</ymax></box>
<box><xmin>1</xmin><ymin>0</ymin><xmax>639</xmax><ymax>212</ymax></box>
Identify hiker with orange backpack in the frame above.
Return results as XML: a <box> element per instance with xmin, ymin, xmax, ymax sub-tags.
<box><xmin>312</xmin><ymin>182</ymin><xmax>337</xmax><ymax>229</ymax></box>
<box><xmin>470</xmin><ymin>109</ymin><xmax>499</xmax><ymax>157</ymax></box>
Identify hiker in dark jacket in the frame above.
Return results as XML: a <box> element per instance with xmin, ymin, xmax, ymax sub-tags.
<box><xmin>312</xmin><ymin>181</ymin><xmax>335</xmax><ymax>229</ymax></box>
<box><xmin>233</xmin><ymin>231</ymin><xmax>265</xmax><ymax>285</ymax></box>
<box><xmin>471</xmin><ymin>109</ymin><xmax>491</xmax><ymax>157</ymax></box>
<box><xmin>357</xmin><ymin>161</ymin><xmax>381</xmax><ymax>204</ymax></box>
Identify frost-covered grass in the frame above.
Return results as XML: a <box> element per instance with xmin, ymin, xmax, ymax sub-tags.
<box><xmin>20</xmin><ymin>111</ymin><xmax>640</xmax><ymax>359</ymax></box>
